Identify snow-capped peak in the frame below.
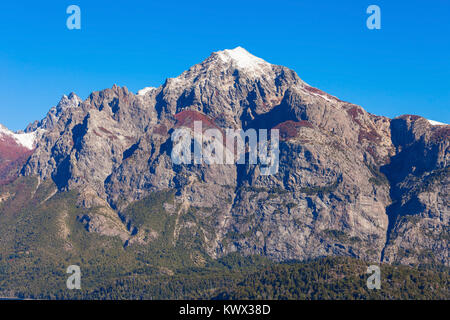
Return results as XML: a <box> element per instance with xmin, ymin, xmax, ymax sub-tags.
<box><xmin>137</xmin><ymin>47</ymin><xmax>274</xmax><ymax>94</ymax></box>
<box><xmin>0</xmin><ymin>123</ymin><xmax>37</xmax><ymax>150</ymax></box>
<box><xmin>428</xmin><ymin>119</ymin><xmax>447</xmax><ymax>126</ymax></box>
<box><xmin>214</xmin><ymin>47</ymin><xmax>270</xmax><ymax>75</ymax></box>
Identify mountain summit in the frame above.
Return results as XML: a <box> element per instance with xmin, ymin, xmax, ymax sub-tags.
<box><xmin>210</xmin><ymin>46</ymin><xmax>273</xmax><ymax>76</ymax></box>
<box><xmin>0</xmin><ymin>48</ymin><xmax>448</xmax><ymax>268</ymax></box>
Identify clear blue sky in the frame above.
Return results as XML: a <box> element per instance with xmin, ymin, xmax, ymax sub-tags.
<box><xmin>1</xmin><ymin>0</ymin><xmax>449</xmax><ymax>131</ymax></box>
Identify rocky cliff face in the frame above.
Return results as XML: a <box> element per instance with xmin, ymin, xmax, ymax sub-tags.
<box><xmin>381</xmin><ymin>116</ymin><xmax>449</xmax><ymax>265</ymax></box>
<box><xmin>6</xmin><ymin>47</ymin><xmax>447</xmax><ymax>266</ymax></box>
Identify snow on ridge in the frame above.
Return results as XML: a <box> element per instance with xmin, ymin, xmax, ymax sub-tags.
<box><xmin>298</xmin><ymin>84</ymin><xmax>340</xmax><ymax>104</ymax></box>
<box><xmin>137</xmin><ymin>87</ymin><xmax>156</xmax><ymax>96</ymax></box>
<box><xmin>0</xmin><ymin>123</ymin><xmax>38</xmax><ymax>150</ymax></box>
<box><xmin>13</xmin><ymin>131</ymin><xmax>36</xmax><ymax>149</ymax></box>
<box><xmin>428</xmin><ymin>119</ymin><xmax>447</xmax><ymax>126</ymax></box>
<box><xmin>302</xmin><ymin>88</ymin><xmax>334</xmax><ymax>103</ymax></box>
<box><xmin>311</xmin><ymin>92</ymin><xmax>333</xmax><ymax>103</ymax></box>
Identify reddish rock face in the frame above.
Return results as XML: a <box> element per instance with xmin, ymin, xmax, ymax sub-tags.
<box><xmin>174</xmin><ymin>109</ymin><xmax>222</xmax><ymax>133</ymax></box>
<box><xmin>272</xmin><ymin>120</ymin><xmax>314</xmax><ymax>140</ymax></box>
<box><xmin>0</xmin><ymin>133</ymin><xmax>34</xmax><ymax>185</ymax></box>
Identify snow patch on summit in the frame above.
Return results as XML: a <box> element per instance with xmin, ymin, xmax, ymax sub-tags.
<box><xmin>215</xmin><ymin>47</ymin><xmax>270</xmax><ymax>75</ymax></box>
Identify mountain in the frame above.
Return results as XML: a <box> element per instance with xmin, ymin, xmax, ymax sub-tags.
<box><xmin>0</xmin><ymin>47</ymin><xmax>448</xmax><ymax>297</ymax></box>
